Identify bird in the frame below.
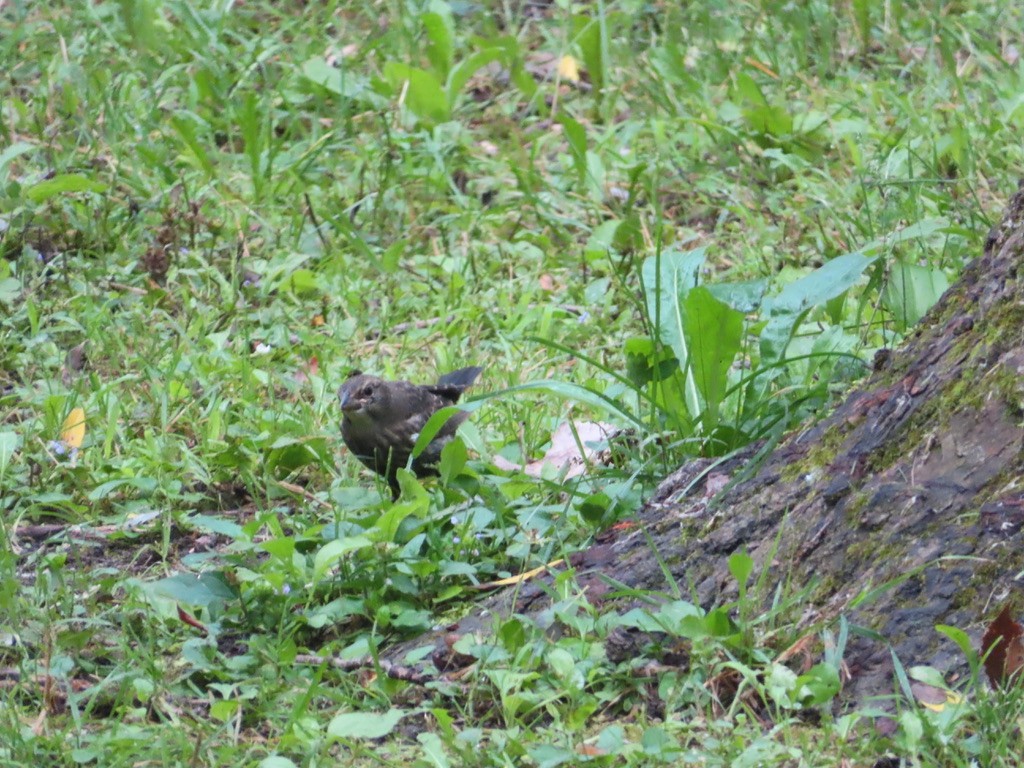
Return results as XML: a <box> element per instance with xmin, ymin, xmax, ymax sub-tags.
<box><xmin>338</xmin><ymin>366</ymin><xmax>484</xmax><ymax>498</ymax></box>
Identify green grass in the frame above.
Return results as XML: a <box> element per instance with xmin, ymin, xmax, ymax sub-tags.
<box><xmin>2</xmin><ymin>0</ymin><xmax>1023</xmax><ymax>764</ymax></box>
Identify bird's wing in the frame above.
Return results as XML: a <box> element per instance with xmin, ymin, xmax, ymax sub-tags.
<box><xmin>390</xmin><ymin>381</ymin><xmax>470</xmax><ymax>442</ymax></box>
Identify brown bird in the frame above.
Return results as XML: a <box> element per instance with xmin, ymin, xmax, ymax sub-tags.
<box><xmin>338</xmin><ymin>366</ymin><xmax>484</xmax><ymax>497</ymax></box>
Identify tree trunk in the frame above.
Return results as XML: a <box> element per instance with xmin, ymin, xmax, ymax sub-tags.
<box><xmin>389</xmin><ymin>181</ymin><xmax>1024</xmax><ymax>704</ymax></box>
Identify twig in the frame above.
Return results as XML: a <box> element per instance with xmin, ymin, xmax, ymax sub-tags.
<box><xmin>276</xmin><ymin>481</ymin><xmax>331</xmax><ymax>508</ymax></box>
<box><xmin>304</xmin><ymin>192</ymin><xmax>331</xmax><ymax>253</ymax></box>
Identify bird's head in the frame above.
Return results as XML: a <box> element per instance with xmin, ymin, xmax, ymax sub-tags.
<box><xmin>338</xmin><ymin>373</ymin><xmax>389</xmax><ymax>422</ymax></box>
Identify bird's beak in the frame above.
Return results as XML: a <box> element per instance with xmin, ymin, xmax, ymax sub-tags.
<box><xmin>339</xmin><ymin>390</ymin><xmax>359</xmax><ymax>412</ymax></box>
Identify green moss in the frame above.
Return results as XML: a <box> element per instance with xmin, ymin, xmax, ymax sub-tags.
<box><xmin>781</xmin><ymin>426</ymin><xmax>850</xmax><ymax>484</ymax></box>
<box><xmin>841</xmin><ymin>489</ymin><xmax>872</xmax><ymax>524</ymax></box>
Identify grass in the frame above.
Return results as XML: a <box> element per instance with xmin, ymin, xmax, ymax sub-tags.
<box><xmin>2</xmin><ymin>0</ymin><xmax>1024</xmax><ymax>765</ymax></box>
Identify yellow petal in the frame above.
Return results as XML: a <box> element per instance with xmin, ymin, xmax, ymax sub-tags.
<box><xmin>61</xmin><ymin>407</ymin><xmax>86</xmax><ymax>449</ymax></box>
<box><xmin>557</xmin><ymin>55</ymin><xmax>580</xmax><ymax>83</ymax></box>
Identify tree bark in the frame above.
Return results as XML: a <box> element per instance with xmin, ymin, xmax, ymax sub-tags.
<box><xmin>388</xmin><ymin>181</ymin><xmax>1024</xmax><ymax>704</ymax></box>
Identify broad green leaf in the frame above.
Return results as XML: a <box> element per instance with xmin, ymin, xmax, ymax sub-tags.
<box><xmin>595</xmin><ymin>725</ymin><xmax>626</xmax><ymax>754</ymax></box>
<box><xmin>410</xmin><ymin>405</ymin><xmax>463</xmax><ymax>461</ymax></box>
<box><xmin>285</xmin><ymin>268</ymin><xmax>320</xmax><ymax>295</ymax></box>
<box><xmin>557</xmin><ymin>113</ymin><xmax>587</xmax><ymax>184</ymax></box>
<box><xmin>0</xmin><ymin>142</ymin><xmax>34</xmax><ymax>176</ymax></box>
<box><xmin>584</xmin><ymin>218</ymin><xmax>620</xmax><ymax>261</ymax></box>
<box><xmin>144</xmin><ymin>572</ymin><xmax>237</xmax><ymax>607</ymax></box>
<box><xmin>422</xmin><ymin>10</ymin><xmax>454</xmax><ymax>79</ymax></box>
<box><xmin>0</xmin><ymin>278</ymin><xmax>18</xmax><ymax>306</ymax></box>
<box><xmin>374</xmin><ymin>481</ymin><xmax>429</xmax><ymax>542</ymax></box>
<box><xmin>300</xmin><ymin>57</ymin><xmax>366</xmax><ymax>99</ymax></box>
<box><xmin>259</xmin><ymin>537</ymin><xmax>296</xmax><ymax>560</ymax></box>
<box><xmin>417</xmin><ymin>733</ymin><xmax>451</xmax><ymax>768</ymax></box>
<box><xmin>619</xmin><ymin>600</ymin><xmax>702</xmax><ymax>633</ymax></box>
<box><xmin>0</xmin><ymin>431</ymin><xmax>18</xmax><ymax>476</ymax></box>
<box><xmin>499</xmin><ymin>618</ymin><xmax>527</xmax><ymax>650</ymax></box>
<box><xmin>187</xmin><ymin>514</ymin><xmax>245</xmax><ymax>539</ymax></box>
<box><xmin>25</xmin><ymin>174</ymin><xmax>107</xmax><ymax>203</ymax></box>
<box><xmin>702</xmin><ymin>607</ymin><xmax>736</xmax><ymax>637</ymax></box>
<box><xmin>728</xmin><ymin>551</ymin><xmax>754</xmax><ymax>588</ymax></box>
<box><xmin>383</xmin><ymin>62</ymin><xmax>449</xmax><ymax>123</ymax></box>
<box><xmin>883</xmin><ymin>259</ymin><xmax>950</xmax><ymax>331</ymax></box>
<box><xmin>238</xmin><ymin>91</ymin><xmax>264</xmax><ymax>193</ymax></box>
<box><xmin>171</xmin><ymin>115</ymin><xmax>215</xmax><ymax>176</ymax></box>
<box><xmin>795</xmin><ymin>663</ymin><xmax>842</xmax><ymax>706</ymax></box>
<box><xmin>852</xmin><ymin>0</ymin><xmax>871</xmax><ymax>52</ymax></box>
<box><xmin>651</xmin><ymin>370</ymin><xmax>694</xmax><ymax>435</ymax></box>
<box><xmin>328</xmin><ymin>708</ymin><xmax>407</xmax><ymax>740</ymax></box>
<box><xmin>744</xmin><ymin>104</ymin><xmax>793</xmax><ymax>139</ymax></box>
<box><xmin>862</xmin><ymin>217</ymin><xmax>951</xmax><ymax>252</ymax></box>
<box><xmin>761</xmin><ymin>249</ymin><xmax>877</xmax><ymax>362</ymax></box>
<box><xmin>438</xmin><ymin>435</ymin><xmax>467</xmax><ymax>483</ymax></box>
<box><xmin>734</xmin><ymin>71</ymin><xmax>768</xmax><ymax>106</ymax></box>
<box><xmin>935</xmin><ymin>624</ymin><xmax>979</xmax><ymax>672</ymax></box>
<box><xmin>641</xmin><ymin>247</ymin><xmax>707</xmax><ymax>419</ymax></box>
<box><xmin>88</xmin><ymin>476</ymin><xmax>159</xmax><ymax>501</ymax></box>
<box><xmin>546</xmin><ymin>647</ymin><xmax>576</xmax><ymax>678</ymax></box>
<box><xmin>682</xmin><ymin>286</ymin><xmax>743</xmax><ymax>430</ymax></box>
<box><xmin>573</xmin><ymin>14</ymin><xmax>605</xmax><ymax>95</ymax></box>
<box><xmin>707</xmin><ymin>279</ymin><xmax>767</xmax><ymax>313</ymax></box>
<box><xmin>528</xmin><ymin>744</ymin><xmax>577</xmax><ymax>768</ymax></box>
<box><xmin>313</xmin><ymin>535</ymin><xmax>373</xmax><ymax>581</ymax></box>
<box><xmin>447</xmin><ymin>47</ymin><xmax>505</xmax><ymax>103</ymax></box>
<box><xmin>766</xmin><ymin>662</ymin><xmax>800</xmax><ymax>707</ymax></box>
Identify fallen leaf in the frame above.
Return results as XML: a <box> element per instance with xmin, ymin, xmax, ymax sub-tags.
<box><xmin>471</xmin><ymin>560</ymin><xmax>564</xmax><ymax>590</ymax></box>
<box><xmin>981</xmin><ymin>604</ymin><xmax>1024</xmax><ymax>688</ymax></box>
<box><xmin>177</xmin><ymin>605</ymin><xmax>209</xmax><ymax>634</ymax></box>
<box><xmin>911</xmin><ymin>681</ymin><xmax>961</xmax><ymax>712</ymax></box>
<box><xmin>492</xmin><ymin>421</ymin><xmax>626</xmax><ymax>480</ymax></box>
<box><xmin>61</xmin><ymin>408</ymin><xmax>86</xmax><ymax>449</ymax></box>
<box><xmin>524</xmin><ymin>421</ymin><xmax>619</xmax><ymax>479</ymax></box>
<box><xmin>744</xmin><ymin>56</ymin><xmax>779</xmax><ymax>79</ymax></box>
<box><xmin>557</xmin><ymin>55</ymin><xmax>580</xmax><ymax>83</ymax></box>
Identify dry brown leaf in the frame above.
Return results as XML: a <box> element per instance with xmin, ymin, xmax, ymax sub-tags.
<box><xmin>471</xmin><ymin>559</ymin><xmax>564</xmax><ymax>591</ymax></box>
<box><xmin>499</xmin><ymin>421</ymin><xmax>619</xmax><ymax>479</ymax></box>
<box><xmin>177</xmin><ymin>605</ymin><xmax>209</xmax><ymax>635</ymax></box>
<box><xmin>911</xmin><ymin>681</ymin><xmax>961</xmax><ymax>712</ymax></box>
<box><xmin>981</xmin><ymin>604</ymin><xmax>1024</xmax><ymax>688</ymax></box>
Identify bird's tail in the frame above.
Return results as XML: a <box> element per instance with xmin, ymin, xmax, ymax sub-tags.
<box><xmin>436</xmin><ymin>366</ymin><xmax>484</xmax><ymax>389</ymax></box>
